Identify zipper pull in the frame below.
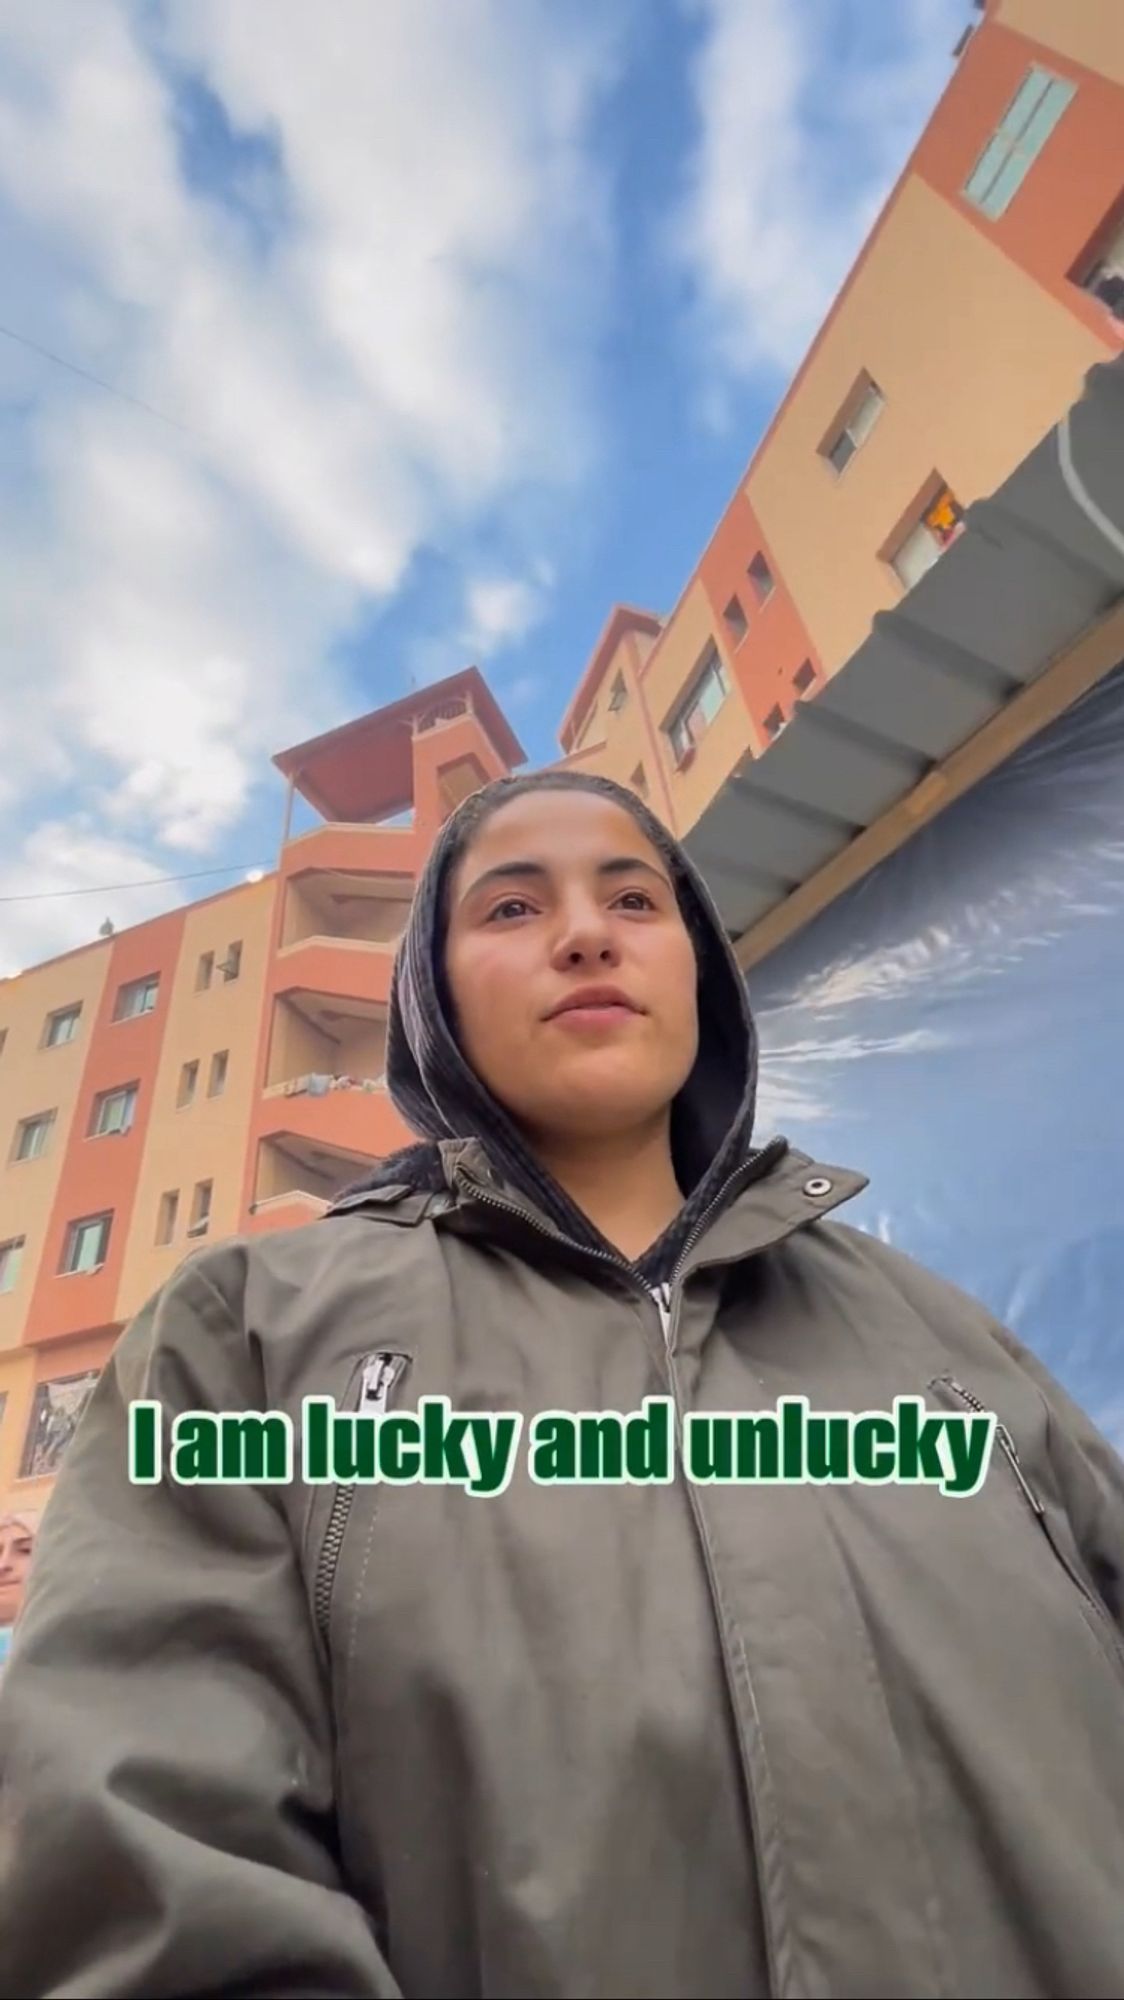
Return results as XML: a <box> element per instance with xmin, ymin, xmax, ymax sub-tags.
<box><xmin>360</xmin><ymin>1352</ymin><xmax>408</xmax><ymax>1414</ymax></box>
<box><xmin>651</xmin><ymin>1283</ymin><xmax>673</xmax><ymax>1348</ymax></box>
<box><xmin>995</xmin><ymin>1423</ymin><xmax>1045</xmax><ymax>1516</ymax></box>
<box><xmin>943</xmin><ymin>1377</ymin><xmax>1046</xmax><ymax>1517</ymax></box>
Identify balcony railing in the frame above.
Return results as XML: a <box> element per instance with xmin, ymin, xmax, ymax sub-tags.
<box><xmin>248</xmin><ymin>1190</ymin><xmax>329</xmax><ymax>1219</ymax></box>
<box><xmin>413</xmin><ymin>694</ymin><xmax>472</xmax><ymax>735</ymax></box>
<box><xmin>263</xmin><ymin>1071</ymin><xmax>387</xmax><ymax>1101</ymax></box>
<box><xmin>277</xmin><ymin>934</ymin><xmax>399</xmax><ymax>956</ymax></box>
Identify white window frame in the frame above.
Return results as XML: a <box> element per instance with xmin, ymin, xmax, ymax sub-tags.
<box><xmin>14</xmin><ymin>1111</ymin><xmax>54</xmax><ymax>1162</ymax></box>
<box><xmin>43</xmin><ymin>1005</ymin><xmax>81</xmax><ymax>1048</ymax></box>
<box><xmin>187</xmin><ymin>1179</ymin><xmax>213</xmax><ymax>1239</ymax></box>
<box><xmin>156</xmin><ymin>1190</ymin><xmax>179</xmax><ymax>1247</ymax></box>
<box><xmin>747</xmin><ymin>552</ymin><xmax>775</xmax><ymax>604</ymax></box>
<box><xmin>889</xmin><ymin>484</ymin><xmax>965</xmax><ymax>590</ymax></box>
<box><xmin>723</xmin><ymin>595</ymin><xmax>749</xmax><ymax>644</ymax></box>
<box><xmin>0</xmin><ymin>1236</ymin><xmax>25</xmax><ymax>1295</ymax></box>
<box><xmin>115</xmin><ymin>975</ymin><xmax>159</xmax><ymax>1022</ymax></box>
<box><xmin>667</xmin><ymin>645</ymin><xmax>730</xmax><ymax>765</ymax></box>
<box><xmin>823</xmin><ymin>380</ymin><xmax>884</xmax><ymax>474</ymax></box>
<box><xmin>61</xmin><ymin>1212</ymin><xmax>112</xmax><ymax>1275</ymax></box>
<box><xmin>91</xmin><ymin>1083</ymin><xmax>138</xmax><ymax>1138</ymax></box>
<box><xmin>963</xmin><ymin>66</ymin><xmax>1075</xmax><ymax>221</ymax></box>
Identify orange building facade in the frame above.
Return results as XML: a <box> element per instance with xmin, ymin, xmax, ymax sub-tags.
<box><xmin>1</xmin><ymin>0</ymin><xmax>1122</xmax><ymax>1611</ymax></box>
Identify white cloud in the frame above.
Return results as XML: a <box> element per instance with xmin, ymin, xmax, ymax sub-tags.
<box><xmin>672</xmin><ymin>0</ymin><xmax>965</xmax><ymax>391</ymax></box>
<box><xmin>464</xmin><ymin>558</ymin><xmax>556</xmax><ymax>654</ymax></box>
<box><xmin>0</xmin><ymin>823</ymin><xmax>181</xmax><ymax>980</ymax></box>
<box><xmin>0</xmin><ymin>0</ymin><xmax>623</xmax><ymax>967</ymax></box>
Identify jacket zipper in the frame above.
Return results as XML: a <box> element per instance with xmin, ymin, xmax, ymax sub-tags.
<box><xmin>458</xmin><ymin>1137</ymin><xmax>786</xmax><ymax>1354</ymax></box>
<box><xmin>940</xmin><ymin>1375</ymin><xmax>1124</xmax><ymax>1670</ymax></box>
<box><xmin>454</xmin><ymin>1139</ymin><xmax>788</xmax><ymax>1997</ymax></box>
<box><xmin>313</xmin><ymin>1351</ymin><xmax>410</xmax><ymax>1648</ymax></box>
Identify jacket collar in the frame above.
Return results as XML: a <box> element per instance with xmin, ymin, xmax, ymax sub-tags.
<box><xmin>330</xmin><ymin>1135</ymin><xmax>868</xmax><ymax>1276</ymax></box>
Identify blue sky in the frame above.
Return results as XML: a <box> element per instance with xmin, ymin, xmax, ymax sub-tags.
<box><xmin>0</xmin><ymin>0</ymin><xmax>966</xmax><ymax>971</ymax></box>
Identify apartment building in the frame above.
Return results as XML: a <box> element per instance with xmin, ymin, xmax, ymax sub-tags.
<box><xmin>557</xmin><ymin>0</ymin><xmax>1124</xmax><ymax>819</ymax></box>
<box><xmin>1</xmin><ymin>0</ymin><xmax>1122</xmax><ymax>1589</ymax></box>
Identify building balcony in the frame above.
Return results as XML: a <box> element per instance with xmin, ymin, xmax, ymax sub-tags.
<box><xmin>280</xmin><ymin>822</ymin><xmax>425</xmax><ymax>881</ymax></box>
<box><xmin>245</xmin><ymin>1189</ymin><xmax>330</xmax><ymax>1235</ymax></box>
<box><xmin>250</xmin><ymin>1132</ymin><xmax>382</xmax><ymax>1221</ymax></box>
<box><xmin>259</xmin><ymin>1075</ymin><xmax>407</xmax><ymax>1159</ymax></box>
<box><xmin>281</xmin><ymin>866</ymin><xmax>415</xmax><ymax>949</ymax></box>
<box><xmin>272</xmin><ymin>937</ymin><xmax>394</xmax><ymax>1007</ymax></box>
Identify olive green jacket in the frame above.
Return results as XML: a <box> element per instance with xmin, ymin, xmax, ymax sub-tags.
<box><xmin>2</xmin><ymin>1138</ymin><xmax>1123</xmax><ymax>1998</ymax></box>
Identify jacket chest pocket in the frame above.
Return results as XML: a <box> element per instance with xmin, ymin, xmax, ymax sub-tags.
<box><xmin>929</xmin><ymin>1371</ymin><xmax>1124</xmax><ymax>1686</ymax></box>
<box><xmin>304</xmin><ymin>1349</ymin><xmax>413</xmax><ymax>1654</ymax></box>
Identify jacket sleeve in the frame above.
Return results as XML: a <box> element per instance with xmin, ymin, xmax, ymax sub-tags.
<box><xmin>852</xmin><ymin>1228</ymin><xmax>1124</xmax><ymax>1636</ymax></box>
<box><xmin>0</xmin><ymin>1254</ymin><xmax>401</xmax><ymax>2000</ymax></box>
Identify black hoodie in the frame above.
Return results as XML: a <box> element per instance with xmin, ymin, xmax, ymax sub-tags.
<box><xmin>336</xmin><ymin>771</ymin><xmax>762</xmax><ymax>1285</ymax></box>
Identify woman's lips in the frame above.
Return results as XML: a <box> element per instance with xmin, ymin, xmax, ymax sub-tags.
<box><xmin>547</xmin><ymin>1002</ymin><xmax>640</xmax><ymax>1029</ymax></box>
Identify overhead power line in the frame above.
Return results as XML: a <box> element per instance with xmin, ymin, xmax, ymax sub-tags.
<box><xmin>0</xmin><ymin>864</ymin><xmax>266</xmax><ymax>906</ymax></box>
<box><xmin>0</xmin><ymin>320</ymin><xmax>194</xmax><ymax>436</ymax></box>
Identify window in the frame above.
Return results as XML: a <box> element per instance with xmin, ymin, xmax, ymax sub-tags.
<box><xmin>607</xmin><ymin>673</ymin><xmax>628</xmax><ymax>715</ymax></box>
<box><xmin>19</xmin><ymin>1370</ymin><xmax>100</xmax><ymax>1479</ymax></box>
<box><xmin>763</xmin><ymin>705</ymin><xmax>786</xmax><ymax>741</ymax></box>
<box><xmin>0</xmin><ymin>1028</ymin><xmax>6</xmax><ymax>1059</ymax></box>
<box><xmin>114</xmin><ymin>974</ymin><xmax>159</xmax><ymax>1022</ymax></box>
<box><xmin>793</xmin><ymin>659</ymin><xmax>816</xmax><ymax>695</ymax></box>
<box><xmin>196</xmin><ymin>951</ymin><xmax>214</xmax><ymax>992</ymax></box>
<box><xmin>630</xmin><ymin>764</ymin><xmax>649</xmax><ymax>801</ymax></box>
<box><xmin>60</xmin><ymin>1212</ymin><xmax>112</xmax><ymax>1276</ymax></box>
<box><xmin>219</xmin><ymin>941</ymin><xmax>242</xmax><ymax>983</ymax></box>
<box><xmin>723</xmin><ymin>595</ymin><xmax>749</xmax><ymax>644</ymax></box>
<box><xmin>90</xmin><ymin>1083</ymin><xmax>138</xmax><ymax>1138</ymax></box>
<box><xmin>187</xmin><ymin>1180</ymin><xmax>213</xmax><ymax>1239</ymax></box>
<box><xmin>667</xmin><ymin>644</ymin><xmax>730</xmax><ymax>766</ymax></box>
<box><xmin>747</xmin><ymin>552</ymin><xmax>775</xmax><ymax>604</ymax></box>
<box><xmin>14</xmin><ymin>1111</ymin><xmax>55</xmax><ymax>1163</ymax></box>
<box><xmin>156</xmin><ymin>1190</ymin><xmax>179</xmax><ymax>1247</ymax></box>
<box><xmin>43</xmin><ymin>1004</ymin><xmax>81</xmax><ymax>1048</ymax></box>
<box><xmin>177</xmin><ymin>1059</ymin><xmax>199</xmax><ymax>1110</ymax></box>
<box><xmin>1075</xmin><ymin>212</ymin><xmax>1124</xmax><ymax>323</ymax></box>
<box><xmin>890</xmin><ymin>483</ymin><xmax>965</xmax><ymax>589</ymax></box>
<box><xmin>0</xmin><ymin>1238</ymin><xmax>25</xmax><ymax>1295</ymax></box>
<box><xmin>822</xmin><ymin>379</ymin><xmax>884</xmax><ymax>474</ymax></box>
<box><xmin>963</xmin><ymin>67</ymin><xmax>1075</xmax><ymax>220</ymax></box>
<box><xmin>207</xmin><ymin>1049</ymin><xmax>229</xmax><ymax>1098</ymax></box>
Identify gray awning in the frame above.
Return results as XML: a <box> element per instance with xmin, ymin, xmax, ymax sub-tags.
<box><xmin>686</xmin><ymin>354</ymin><xmax>1124</xmax><ymax>952</ymax></box>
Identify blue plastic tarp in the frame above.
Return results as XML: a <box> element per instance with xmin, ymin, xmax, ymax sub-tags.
<box><xmin>749</xmin><ymin>658</ymin><xmax>1124</xmax><ymax>1446</ymax></box>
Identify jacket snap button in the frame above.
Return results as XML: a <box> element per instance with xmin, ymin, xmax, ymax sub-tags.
<box><xmin>804</xmin><ymin>1177</ymin><xmax>832</xmax><ymax>1198</ymax></box>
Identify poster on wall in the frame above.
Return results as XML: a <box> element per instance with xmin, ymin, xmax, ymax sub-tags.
<box><xmin>18</xmin><ymin>1370</ymin><xmax>99</xmax><ymax>1482</ymax></box>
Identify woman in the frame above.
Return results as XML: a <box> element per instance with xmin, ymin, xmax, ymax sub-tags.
<box><xmin>2</xmin><ymin>771</ymin><xmax>1123</xmax><ymax>1999</ymax></box>
<box><xmin>0</xmin><ymin>1511</ymin><xmax>38</xmax><ymax>1673</ymax></box>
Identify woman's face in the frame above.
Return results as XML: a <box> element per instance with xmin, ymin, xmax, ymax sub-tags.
<box><xmin>444</xmin><ymin>790</ymin><xmax>699</xmax><ymax>1147</ymax></box>
<box><xmin>0</xmin><ymin>1513</ymin><xmax>37</xmax><ymax>1627</ymax></box>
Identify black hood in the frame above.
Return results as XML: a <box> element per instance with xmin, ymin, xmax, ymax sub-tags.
<box><xmin>339</xmin><ymin>771</ymin><xmax>759</xmax><ymax>1275</ymax></box>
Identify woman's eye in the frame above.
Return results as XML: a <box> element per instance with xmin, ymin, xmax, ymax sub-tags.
<box><xmin>487</xmin><ymin>897</ymin><xmax>533</xmax><ymax>922</ymax></box>
<box><xmin>616</xmin><ymin>890</ymin><xmax>656</xmax><ymax>911</ymax></box>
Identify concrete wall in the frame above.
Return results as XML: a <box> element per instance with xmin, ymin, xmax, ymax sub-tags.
<box><xmin>119</xmin><ymin>879</ymin><xmax>275</xmax><ymax>1320</ymax></box>
<box><xmin>747</xmin><ymin>175</ymin><xmax>1109</xmax><ymax>675</ymax></box>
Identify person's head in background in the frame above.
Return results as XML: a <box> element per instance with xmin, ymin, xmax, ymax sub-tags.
<box><xmin>0</xmin><ymin>1512</ymin><xmax>38</xmax><ymax>1629</ymax></box>
<box><xmin>387</xmin><ymin>771</ymin><xmax>757</xmax><ymax>1260</ymax></box>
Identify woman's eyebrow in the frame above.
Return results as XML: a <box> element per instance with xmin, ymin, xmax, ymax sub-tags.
<box><xmin>458</xmin><ymin>855</ymin><xmax>671</xmax><ymax>902</ymax></box>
